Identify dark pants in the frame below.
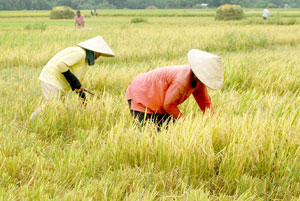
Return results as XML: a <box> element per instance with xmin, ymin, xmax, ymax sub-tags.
<box><xmin>128</xmin><ymin>100</ymin><xmax>174</xmax><ymax>130</ymax></box>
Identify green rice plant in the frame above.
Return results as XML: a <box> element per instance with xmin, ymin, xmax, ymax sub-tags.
<box><xmin>24</xmin><ymin>23</ymin><xmax>48</xmax><ymax>31</ymax></box>
<box><xmin>130</xmin><ymin>17</ymin><xmax>148</xmax><ymax>23</ymax></box>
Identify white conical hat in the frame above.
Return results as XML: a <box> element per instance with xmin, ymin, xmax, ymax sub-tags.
<box><xmin>188</xmin><ymin>49</ymin><xmax>223</xmax><ymax>90</ymax></box>
<box><xmin>77</xmin><ymin>36</ymin><xmax>115</xmax><ymax>57</ymax></box>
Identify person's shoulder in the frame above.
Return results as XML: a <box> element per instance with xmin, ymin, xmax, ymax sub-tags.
<box><xmin>71</xmin><ymin>46</ymin><xmax>85</xmax><ymax>51</ymax></box>
<box><xmin>63</xmin><ymin>46</ymin><xmax>86</xmax><ymax>57</ymax></box>
<box><xmin>159</xmin><ymin>65</ymin><xmax>189</xmax><ymax>71</ymax></box>
<box><xmin>159</xmin><ymin>65</ymin><xmax>191</xmax><ymax>82</ymax></box>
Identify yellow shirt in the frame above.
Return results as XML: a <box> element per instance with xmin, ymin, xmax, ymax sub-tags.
<box><xmin>39</xmin><ymin>46</ymin><xmax>88</xmax><ymax>91</ymax></box>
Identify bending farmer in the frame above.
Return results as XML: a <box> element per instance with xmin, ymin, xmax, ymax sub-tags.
<box><xmin>30</xmin><ymin>36</ymin><xmax>115</xmax><ymax>120</ymax></box>
<box><xmin>126</xmin><ymin>49</ymin><xmax>223</xmax><ymax>129</ymax></box>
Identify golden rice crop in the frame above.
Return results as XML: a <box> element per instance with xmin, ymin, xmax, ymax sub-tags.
<box><xmin>1</xmin><ymin>10</ymin><xmax>300</xmax><ymax>200</ymax></box>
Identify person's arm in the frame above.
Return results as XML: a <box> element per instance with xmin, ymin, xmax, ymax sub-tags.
<box><xmin>62</xmin><ymin>70</ymin><xmax>81</xmax><ymax>91</ymax></box>
<box><xmin>82</xmin><ymin>15</ymin><xmax>85</xmax><ymax>27</ymax></box>
<box><xmin>192</xmin><ymin>85</ymin><xmax>214</xmax><ymax>114</ymax></box>
<box><xmin>62</xmin><ymin>70</ymin><xmax>86</xmax><ymax>100</ymax></box>
<box><xmin>162</xmin><ymin>82</ymin><xmax>185</xmax><ymax>119</ymax></box>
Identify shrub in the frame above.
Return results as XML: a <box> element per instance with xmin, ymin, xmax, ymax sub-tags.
<box><xmin>24</xmin><ymin>23</ymin><xmax>48</xmax><ymax>31</ymax></box>
<box><xmin>215</xmin><ymin>4</ymin><xmax>245</xmax><ymax>21</ymax></box>
<box><xmin>50</xmin><ymin>6</ymin><xmax>75</xmax><ymax>19</ymax></box>
<box><xmin>98</xmin><ymin>3</ymin><xmax>116</xmax><ymax>9</ymax></box>
<box><xmin>130</xmin><ymin>17</ymin><xmax>147</xmax><ymax>24</ymax></box>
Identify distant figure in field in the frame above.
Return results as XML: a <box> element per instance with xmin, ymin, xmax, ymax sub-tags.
<box><xmin>30</xmin><ymin>36</ymin><xmax>115</xmax><ymax>120</ymax></box>
<box><xmin>126</xmin><ymin>49</ymin><xmax>224</xmax><ymax>130</ymax></box>
<box><xmin>74</xmin><ymin>10</ymin><xmax>85</xmax><ymax>28</ymax></box>
<box><xmin>91</xmin><ymin>8</ymin><xmax>97</xmax><ymax>17</ymax></box>
<box><xmin>262</xmin><ymin>8</ymin><xmax>270</xmax><ymax>19</ymax></box>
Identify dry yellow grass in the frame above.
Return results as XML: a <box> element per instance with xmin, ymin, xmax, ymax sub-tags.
<box><xmin>1</xmin><ymin>10</ymin><xmax>300</xmax><ymax>200</ymax></box>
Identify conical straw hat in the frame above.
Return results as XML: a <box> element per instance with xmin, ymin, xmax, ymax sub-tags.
<box><xmin>188</xmin><ymin>49</ymin><xmax>223</xmax><ymax>90</ymax></box>
<box><xmin>77</xmin><ymin>36</ymin><xmax>115</xmax><ymax>57</ymax></box>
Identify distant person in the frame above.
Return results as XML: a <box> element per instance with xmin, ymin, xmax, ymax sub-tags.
<box><xmin>91</xmin><ymin>8</ymin><xmax>97</xmax><ymax>17</ymax></box>
<box><xmin>30</xmin><ymin>36</ymin><xmax>115</xmax><ymax>120</ymax></box>
<box><xmin>262</xmin><ymin>8</ymin><xmax>270</xmax><ymax>19</ymax></box>
<box><xmin>126</xmin><ymin>49</ymin><xmax>223</xmax><ymax>129</ymax></box>
<box><xmin>74</xmin><ymin>10</ymin><xmax>85</xmax><ymax>28</ymax></box>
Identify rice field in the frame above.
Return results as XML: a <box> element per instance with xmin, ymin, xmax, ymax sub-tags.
<box><xmin>1</xmin><ymin>9</ymin><xmax>300</xmax><ymax>200</ymax></box>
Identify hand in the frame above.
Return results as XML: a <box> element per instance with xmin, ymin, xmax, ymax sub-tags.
<box><xmin>75</xmin><ymin>86</ymin><xmax>84</xmax><ymax>92</ymax></box>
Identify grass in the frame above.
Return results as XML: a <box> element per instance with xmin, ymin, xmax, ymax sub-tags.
<box><xmin>1</xmin><ymin>9</ymin><xmax>300</xmax><ymax>200</ymax></box>
<box><xmin>24</xmin><ymin>22</ymin><xmax>48</xmax><ymax>31</ymax></box>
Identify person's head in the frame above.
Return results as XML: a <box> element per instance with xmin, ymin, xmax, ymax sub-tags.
<box><xmin>188</xmin><ymin>49</ymin><xmax>223</xmax><ymax>90</ymax></box>
<box><xmin>76</xmin><ymin>10</ymin><xmax>81</xmax><ymax>17</ymax></box>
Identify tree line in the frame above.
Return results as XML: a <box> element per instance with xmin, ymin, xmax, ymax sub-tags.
<box><xmin>0</xmin><ymin>0</ymin><xmax>299</xmax><ymax>10</ymax></box>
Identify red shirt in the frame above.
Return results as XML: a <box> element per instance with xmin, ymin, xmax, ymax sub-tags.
<box><xmin>126</xmin><ymin>65</ymin><xmax>214</xmax><ymax>119</ymax></box>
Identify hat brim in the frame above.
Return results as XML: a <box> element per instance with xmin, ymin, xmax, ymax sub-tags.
<box><xmin>77</xmin><ymin>36</ymin><xmax>115</xmax><ymax>57</ymax></box>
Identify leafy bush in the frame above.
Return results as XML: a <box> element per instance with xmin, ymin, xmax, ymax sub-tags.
<box><xmin>98</xmin><ymin>3</ymin><xmax>116</xmax><ymax>9</ymax></box>
<box><xmin>215</xmin><ymin>4</ymin><xmax>245</xmax><ymax>21</ymax></box>
<box><xmin>130</xmin><ymin>17</ymin><xmax>147</xmax><ymax>23</ymax></box>
<box><xmin>77</xmin><ymin>3</ymin><xmax>95</xmax><ymax>10</ymax></box>
<box><xmin>50</xmin><ymin>6</ymin><xmax>75</xmax><ymax>19</ymax></box>
<box><xmin>24</xmin><ymin>23</ymin><xmax>48</xmax><ymax>31</ymax></box>
<box><xmin>146</xmin><ymin>6</ymin><xmax>157</xmax><ymax>9</ymax></box>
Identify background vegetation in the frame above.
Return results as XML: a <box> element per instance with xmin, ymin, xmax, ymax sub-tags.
<box><xmin>0</xmin><ymin>0</ymin><xmax>300</xmax><ymax>10</ymax></box>
<box><xmin>1</xmin><ymin>9</ymin><xmax>300</xmax><ymax>200</ymax></box>
<box><xmin>50</xmin><ymin>6</ymin><xmax>75</xmax><ymax>19</ymax></box>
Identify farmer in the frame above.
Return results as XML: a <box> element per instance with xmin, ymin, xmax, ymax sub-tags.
<box><xmin>262</xmin><ymin>7</ymin><xmax>270</xmax><ymax>20</ymax></box>
<box><xmin>74</xmin><ymin>10</ymin><xmax>85</xmax><ymax>28</ymax></box>
<box><xmin>30</xmin><ymin>36</ymin><xmax>115</xmax><ymax>120</ymax></box>
<box><xmin>126</xmin><ymin>49</ymin><xmax>223</xmax><ymax>129</ymax></box>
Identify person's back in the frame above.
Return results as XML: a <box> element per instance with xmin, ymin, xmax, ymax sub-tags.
<box><xmin>39</xmin><ymin>46</ymin><xmax>87</xmax><ymax>91</ymax></box>
<box><xmin>127</xmin><ymin>65</ymin><xmax>190</xmax><ymax>114</ymax></box>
